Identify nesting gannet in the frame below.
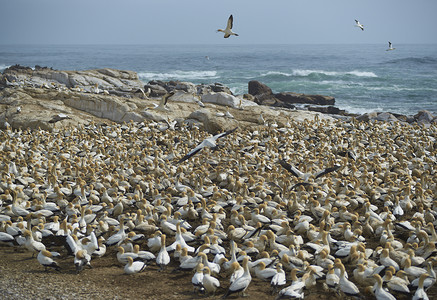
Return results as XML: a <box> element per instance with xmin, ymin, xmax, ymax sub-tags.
<box><xmin>276</xmin><ymin>268</ymin><xmax>305</xmax><ymax>299</ymax></box>
<box><xmin>166</xmin><ymin>222</ymin><xmax>195</xmax><ymax>253</ymax></box>
<box><xmin>156</xmin><ymin>234</ymin><xmax>170</xmax><ymax>271</ymax></box>
<box><xmin>133</xmin><ymin>244</ymin><xmax>155</xmax><ymax>262</ymax></box>
<box><xmin>192</xmin><ymin>263</ymin><xmax>205</xmax><ymax>294</ymax></box>
<box><xmin>335</xmin><ymin>261</ymin><xmax>360</xmax><ymax>297</ymax></box>
<box><xmin>117</xmin><ymin>246</ymin><xmax>138</xmax><ymax>265</ymax></box>
<box><xmin>410</xmin><ymin>261</ymin><xmax>436</xmax><ymax>290</ymax></box>
<box><xmin>217</xmin><ymin>15</ymin><xmax>239</xmax><ymax>38</ymax></box>
<box><xmin>384</xmin><ymin>270</ymin><xmax>410</xmax><ymax>294</ymax></box>
<box><xmin>176</xmin><ymin>248</ymin><xmax>200</xmax><ymax>271</ymax></box>
<box><xmin>223</xmin><ymin>257</ymin><xmax>252</xmax><ymax>298</ymax></box>
<box><xmin>0</xmin><ymin>231</ymin><xmax>15</xmax><ymax>245</ymax></box>
<box><xmin>105</xmin><ymin>217</ymin><xmax>126</xmax><ymax>247</ymax></box>
<box><xmin>202</xmin><ymin>266</ymin><xmax>220</xmax><ymax>295</ymax></box>
<box><xmin>373</xmin><ymin>274</ymin><xmax>396</xmax><ymax>300</ymax></box>
<box><xmin>278</xmin><ymin>159</ymin><xmax>341</xmax><ymax>182</ymax></box>
<box><xmin>124</xmin><ymin>256</ymin><xmax>147</xmax><ymax>274</ymax></box>
<box><xmin>271</xmin><ymin>263</ymin><xmax>287</xmax><ymax>293</ymax></box>
<box><xmin>37</xmin><ymin>250</ymin><xmax>60</xmax><ymax>272</ymax></box>
<box><xmin>90</xmin><ymin>83</ymin><xmax>100</xmax><ymax>94</ymax></box>
<box><xmin>386</xmin><ymin>41</ymin><xmax>395</xmax><ymax>51</ymax></box>
<box><xmin>412</xmin><ymin>274</ymin><xmax>430</xmax><ymax>300</ymax></box>
<box><xmin>74</xmin><ymin>249</ymin><xmax>92</xmax><ymax>273</ymax></box>
<box><xmin>355</xmin><ymin>19</ymin><xmax>364</xmax><ymax>31</ymax></box>
<box><xmin>177</xmin><ymin>127</ymin><xmax>238</xmax><ymax>163</ymax></box>
<box><xmin>23</xmin><ymin>230</ymin><xmax>46</xmax><ymax>256</ymax></box>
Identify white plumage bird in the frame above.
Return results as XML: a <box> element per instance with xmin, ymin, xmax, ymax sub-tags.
<box><xmin>355</xmin><ymin>19</ymin><xmax>364</xmax><ymax>31</ymax></box>
<box><xmin>124</xmin><ymin>256</ymin><xmax>147</xmax><ymax>274</ymax></box>
<box><xmin>217</xmin><ymin>15</ymin><xmax>239</xmax><ymax>38</ymax></box>
<box><xmin>177</xmin><ymin>127</ymin><xmax>237</xmax><ymax>163</ymax></box>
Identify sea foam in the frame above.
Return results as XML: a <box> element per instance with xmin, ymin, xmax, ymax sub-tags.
<box><xmin>292</xmin><ymin>69</ymin><xmax>377</xmax><ymax>78</ymax></box>
<box><xmin>0</xmin><ymin>64</ymin><xmax>11</xmax><ymax>72</ymax></box>
<box><xmin>138</xmin><ymin>70</ymin><xmax>218</xmax><ymax>81</ymax></box>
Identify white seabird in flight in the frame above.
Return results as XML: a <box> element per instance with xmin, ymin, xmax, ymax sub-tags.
<box><xmin>217</xmin><ymin>15</ymin><xmax>239</xmax><ymax>38</ymax></box>
<box><xmin>386</xmin><ymin>41</ymin><xmax>395</xmax><ymax>51</ymax></box>
<box><xmin>355</xmin><ymin>19</ymin><xmax>364</xmax><ymax>31</ymax></box>
<box><xmin>278</xmin><ymin>159</ymin><xmax>341</xmax><ymax>182</ymax></box>
<box><xmin>177</xmin><ymin>127</ymin><xmax>238</xmax><ymax>163</ymax></box>
<box><xmin>147</xmin><ymin>91</ymin><xmax>174</xmax><ymax>112</ymax></box>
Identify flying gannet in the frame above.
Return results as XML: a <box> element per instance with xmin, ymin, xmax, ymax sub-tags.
<box><xmin>177</xmin><ymin>127</ymin><xmax>238</xmax><ymax>163</ymax></box>
<box><xmin>217</xmin><ymin>15</ymin><xmax>239</xmax><ymax>38</ymax></box>
<box><xmin>278</xmin><ymin>159</ymin><xmax>341</xmax><ymax>182</ymax></box>
<box><xmin>386</xmin><ymin>41</ymin><xmax>395</xmax><ymax>51</ymax></box>
<box><xmin>147</xmin><ymin>91</ymin><xmax>174</xmax><ymax>112</ymax></box>
<box><xmin>355</xmin><ymin>19</ymin><xmax>364</xmax><ymax>31</ymax></box>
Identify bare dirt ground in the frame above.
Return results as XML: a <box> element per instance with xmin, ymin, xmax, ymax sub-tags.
<box><xmin>2</xmin><ymin>241</ymin><xmax>437</xmax><ymax>300</ymax></box>
<box><xmin>0</xmin><ymin>244</ymin><xmax>342</xmax><ymax>300</ymax></box>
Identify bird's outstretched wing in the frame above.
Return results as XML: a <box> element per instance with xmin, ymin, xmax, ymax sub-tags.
<box><xmin>177</xmin><ymin>147</ymin><xmax>203</xmax><ymax>164</ymax></box>
<box><xmin>162</xmin><ymin>91</ymin><xmax>175</xmax><ymax>106</ymax></box>
<box><xmin>278</xmin><ymin>159</ymin><xmax>302</xmax><ymax>178</ymax></box>
<box><xmin>177</xmin><ymin>127</ymin><xmax>237</xmax><ymax>164</ymax></box>
<box><xmin>227</xmin><ymin>15</ymin><xmax>234</xmax><ymax>30</ymax></box>
<box><xmin>314</xmin><ymin>165</ymin><xmax>341</xmax><ymax>179</ymax></box>
<box><xmin>213</xmin><ymin>126</ymin><xmax>238</xmax><ymax>140</ymax></box>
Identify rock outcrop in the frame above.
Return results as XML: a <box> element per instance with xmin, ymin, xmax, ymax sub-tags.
<box><xmin>274</xmin><ymin>92</ymin><xmax>335</xmax><ymax>106</ymax></box>
<box><xmin>356</xmin><ymin>110</ymin><xmax>436</xmax><ymax>125</ymax></box>
<box><xmin>1</xmin><ymin>66</ymin><xmax>434</xmax><ymax>133</ymax></box>
<box><xmin>248</xmin><ymin>80</ymin><xmax>335</xmax><ymax>109</ymax></box>
<box><xmin>0</xmin><ymin>66</ymin><xmax>334</xmax><ymax>133</ymax></box>
<box><xmin>2</xmin><ymin>65</ymin><xmax>143</xmax><ymax>93</ymax></box>
<box><xmin>248</xmin><ymin>80</ymin><xmax>272</xmax><ymax>97</ymax></box>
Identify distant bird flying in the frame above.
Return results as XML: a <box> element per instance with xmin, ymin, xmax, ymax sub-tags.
<box><xmin>355</xmin><ymin>19</ymin><xmax>364</xmax><ymax>31</ymax></box>
<box><xmin>217</xmin><ymin>15</ymin><xmax>239</xmax><ymax>38</ymax></box>
<box><xmin>386</xmin><ymin>41</ymin><xmax>395</xmax><ymax>51</ymax></box>
<box><xmin>177</xmin><ymin>127</ymin><xmax>238</xmax><ymax>163</ymax></box>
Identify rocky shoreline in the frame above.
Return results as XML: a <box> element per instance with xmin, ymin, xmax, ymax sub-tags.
<box><xmin>1</xmin><ymin>65</ymin><xmax>435</xmax><ymax>132</ymax></box>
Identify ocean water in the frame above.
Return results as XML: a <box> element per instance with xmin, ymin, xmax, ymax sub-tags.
<box><xmin>1</xmin><ymin>44</ymin><xmax>436</xmax><ymax>116</ymax></box>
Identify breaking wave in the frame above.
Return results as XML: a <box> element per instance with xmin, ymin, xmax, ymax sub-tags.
<box><xmin>138</xmin><ymin>70</ymin><xmax>218</xmax><ymax>81</ymax></box>
<box><xmin>291</xmin><ymin>69</ymin><xmax>378</xmax><ymax>78</ymax></box>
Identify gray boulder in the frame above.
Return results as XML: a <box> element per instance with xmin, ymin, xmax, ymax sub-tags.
<box><xmin>201</xmin><ymin>92</ymin><xmax>241</xmax><ymax>108</ymax></box>
<box><xmin>375</xmin><ymin>112</ymin><xmax>399</xmax><ymax>122</ymax></box>
<box><xmin>144</xmin><ymin>84</ymin><xmax>167</xmax><ymax>97</ymax></box>
<box><xmin>275</xmin><ymin>92</ymin><xmax>335</xmax><ymax>105</ymax></box>
<box><xmin>248</xmin><ymin>80</ymin><xmax>272</xmax><ymax>96</ymax></box>
<box><xmin>414</xmin><ymin>110</ymin><xmax>435</xmax><ymax>124</ymax></box>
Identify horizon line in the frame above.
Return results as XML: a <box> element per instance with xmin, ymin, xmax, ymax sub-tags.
<box><xmin>1</xmin><ymin>42</ymin><xmax>437</xmax><ymax>46</ymax></box>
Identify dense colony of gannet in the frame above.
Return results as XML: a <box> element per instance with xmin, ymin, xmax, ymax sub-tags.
<box><xmin>0</xmin><ymin>115</ymin><xmax>436</xmax><ymax>299</ymax></box>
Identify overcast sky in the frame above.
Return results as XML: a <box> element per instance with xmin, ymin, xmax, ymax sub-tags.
<box><xmin>1</xmin><ymin>0</ymin><xmax>436</xmax><ymax>45</ymax></box>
